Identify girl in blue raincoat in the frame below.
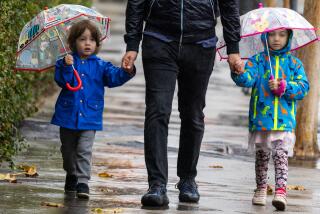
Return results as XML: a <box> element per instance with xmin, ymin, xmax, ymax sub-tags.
<box><xmin>51</xmin><ymin>20</ymin><xmax>135</xmax><ymax>199</ymax></box>
<box><xmin>231</xmin><ymin>29</ymin><xmax>309</xmax><ymax>211</ymax></box>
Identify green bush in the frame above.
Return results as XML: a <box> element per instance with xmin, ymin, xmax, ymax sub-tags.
<box><xmin>0</xmin><ymin>0</ymin><xmax>92</xmax><ymax>166</ymax></box>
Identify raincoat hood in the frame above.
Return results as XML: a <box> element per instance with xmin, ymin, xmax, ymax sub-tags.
<box><xmin>261</xmin><ymin>30</ymin><xmax>293</xmax><ymax>56</ymax></box>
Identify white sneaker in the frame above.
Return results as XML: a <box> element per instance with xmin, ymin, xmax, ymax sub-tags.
<box><xmin>252</xmin><ymin>188</ymin><xmax>267</xmax><ymax>206</ymax></box>
<box><xmin>272</xmin><ymin>192</ymin><xmax>287</xmax><ymax>211</ymax></box>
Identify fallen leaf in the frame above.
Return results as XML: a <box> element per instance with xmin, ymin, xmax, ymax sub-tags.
<box><xmin>41</xmin><ymin>202</ymin><xmax>64</xmax><ymax>208</ymax></box>
<box><xmin>94</xmin><ymin>160</ymin><xmax>134</xmax><ymax>169</ymax></box>
<box><xmin>100</xmin><ymin>188</ymin><xmax>115</xmax><ymax>193</ymax></box>
<box><xmin>267</xmin><ymin>184</ymin><xmax>273</xmax><ymax>195</ymax></box>
<box><xmin>98</xmin><ymin>172</ymin><xmax>113</xmax><ymax>178</ymax></box>
<box><xmin>18</xmin><ymin>165</ymin><xmax>39</xmax><ymax>177</ymax></box>
<box><xmin>209</xmin><ymin>165</ymin><xmax>223</xmax><ymax>168</ymax></box>
<box><xmin>92</xmin><ymin>208</ymin><xmax>103</xmax><ymax>213</ymax></box>
<box><xmin>91</xmin><ymin>208</ymin><xmax>123</xmax><ymax>213</ymax></box>
<box><xmin>0</xmin><ymin>173</ymin><xmax>7</xmax><ymax>180</ymax></box>
<box><xmin>287</xmin><ymin>185</ymin><xmax>306</xmax><ymax>191</ymax></box>
<box><xmin>0</xmin><ymin>173</ymin><xmax>17</xmax><ymax>183</ymax></box>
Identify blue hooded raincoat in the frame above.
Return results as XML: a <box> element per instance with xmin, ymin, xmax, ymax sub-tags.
<box><xmin>51</xmin><ymin>53</ymin><xmax>135</xmax><ymax>130</ymax></box>
<box><xmin>231</xmin><ymin>32</ymin><xmax>309</xmax><ymax>132</ymax></box>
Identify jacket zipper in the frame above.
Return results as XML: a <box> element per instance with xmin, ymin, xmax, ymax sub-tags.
<box><xmin>146</xmin><ymin>0</ymin><xmax>156</xmax><ymax>21</ymax></box>
<box><xmin>273</xmin><ymin>56</ymin><xmax>280</xmax><ymax>130</ymax></box>
<box><xmin>179</xmin><ymin>0</ymin><xmax>184</xmax><ymax>53</ymax></box>
<box><xmin>209</xmin><ymin>0</ymin><xmax>216</xmax><ymax>20</ymax></box>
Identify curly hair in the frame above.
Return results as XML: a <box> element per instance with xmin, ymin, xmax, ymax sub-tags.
<box><xmin>67</xmin><ymin>19</ymin><xmax>101</xmax><ymax>54</ymax></box>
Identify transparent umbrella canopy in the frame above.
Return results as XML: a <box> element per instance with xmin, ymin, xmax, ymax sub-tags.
<box><xmin>217</xmin><ymin>5</ymin><xmax>319</xmax><ymax>60</ymax></box>
<box><xmin>15</xmin><ymin>4</ymin><xmax>110</xmax><ymax>91</ymax></box>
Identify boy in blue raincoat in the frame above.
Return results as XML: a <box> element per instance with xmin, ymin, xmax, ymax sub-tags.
<box><xmin>231</xmin><ymin>29</ymin><xmax>309</xmax><ymax>211</ymax></box>
<box><xmin>51</xmin><ymin>20</ymin><xmax>135</xmax><ymax>199</ymax></box>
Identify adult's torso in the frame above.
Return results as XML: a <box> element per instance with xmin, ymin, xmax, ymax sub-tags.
<box><xmin>144</xmin><ymin>0</ymin><xmax>217</xmax><ymax>42</ymax></box>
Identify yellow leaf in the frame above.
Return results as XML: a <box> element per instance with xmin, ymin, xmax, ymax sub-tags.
<box><xmin>92</xmin><ymin>208</ymin><xmax>104</xmax><ymax>213</ymax></box>
<box><xmin>0</xmin><ymin>173</ymin><xmax>7</xmax><ymax>180</ymax></box>
<box><xmin>267</xmin><ymin>184</ymin><xmax>273</xmax><ymax>195</ymax></box>
<box><xmin>209</xmin><ymin>165</ymin><xmax>223</xmax><ymax>168</ymax></box>
<box><xmin>0</xmin><ymin>173</ymin><xmax>17</xmax><ymax>183</ymax></box>
<box><xmin>41</xmin><ymin>202</ymin><xmax>64</xmax><ymax>208</ymax></box>
<box><xmin>98</xmin><ymin>172</ymin><xmax>113</xmax><ymax>178</ymax></box>
<box><xmin>100</xmin><ymin>188</ymin><xmax>115</xmax><ymax>193</ymax></box>
<box><xmin>91</xmin><ymin>208</ymin><xmax>123</xmax><ymax>213</ymax></box>
<box><xmin>287</xmin><ymin>185</ymin><xmax>306</xmax><ymax>191</ymax></box>
<box><xmin>18</xmin><ymin>164</ymin><xmax>39</xmax><ymax>177</ymax></box>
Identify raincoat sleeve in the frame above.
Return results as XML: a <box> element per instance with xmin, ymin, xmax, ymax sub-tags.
<box><xmin>218</xmin><ymin>0</ymin><xmax>240</xmax><ymax>54</ymax></box>
<box><xmin>124</xmin><ymin>0</ymin><xmax>146</xmax><ymax>52</ymax></box>
<box><xmin>54</xmin><ymin>58</ymin><xmax>74</xmax><ymax>88</ymax></box>
<box><xmin>231</xmin><ymin>58</ymin><xmax>257</xmax><ymax>88</ymax></box>
<box><xmin>102</xmin><ymin>61</ymin><xmax>136</xmax><ymax>88</ymax></box>
<box><xmin>283</xmin><ymin>59</ymin><xmax>309</xmax><ymax>101</ymax></box>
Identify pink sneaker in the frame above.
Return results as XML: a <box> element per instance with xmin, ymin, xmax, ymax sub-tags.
<box><xmin>272</xmin><ymin>188</ymin><xmax>287</xmax><ymax>211</ymax></box>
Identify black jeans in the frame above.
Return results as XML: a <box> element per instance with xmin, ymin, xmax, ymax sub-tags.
<box><xmin>142</xmin><ymin>35</ymin><xmax>216</xmax><ymax>186</ymax></box>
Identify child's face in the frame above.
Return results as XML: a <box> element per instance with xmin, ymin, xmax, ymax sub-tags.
<box><xmin>268</xmin><ymin>29</ymin><xmax>289</xmax><ymax>51</ymax></box>
<box><xmin>76</xmin><ymin>28</ymin><xmax>97</xmax><ymax>57</ymax></box>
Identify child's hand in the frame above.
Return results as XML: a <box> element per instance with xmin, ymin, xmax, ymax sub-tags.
<box><xmin>122</xmin><ymin>51</ymin><xmax>137</xmax><ymax>71</ymax></box>
<box><xmin>64</xmin><ymin>54</ymin><xmax>74</xmax><ymax>66</ymax></box>
<box><xmin>122</xmin><ymin>63</ymin><xmax>135</xmax><ymax>74</ymax></box>
<box><xmin>268</xmin><ymin>79</ymin><xmax>279</xmax><ymax>91</ymax></box>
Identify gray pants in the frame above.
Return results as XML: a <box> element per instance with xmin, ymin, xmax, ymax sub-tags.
<box><xmin>60</xmin><ymin>127</ymin><xmax>96</xmax><ymax>184</ymax></box>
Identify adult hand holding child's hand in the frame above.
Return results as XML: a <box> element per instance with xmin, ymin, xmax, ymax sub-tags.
<box><xmin>228</xmin><ymin>53</ymin><xmax>245</xmax><ymax>75</ymax></box>
<box><xmin>122</xmin><ymin>51</ymin><xmax>137</xmax><ymax>74</ymax></box>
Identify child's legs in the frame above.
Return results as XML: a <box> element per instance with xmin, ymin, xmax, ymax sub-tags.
<box><xmin>60</xmin><ymin>127</ymin><xmax>78</xmax><ymax>176</ymax></box>
<box><xmin>76</xmin><ymin>130</ymin><xmax>96</xmax><ymax>184</ymax></box>
<box><xmin>271</xmin><ymin>140</ymin><xmax>288</xmax><ymax>190</ymax></box>
<box><xmin>255</xmin><ymin>144</ymin><xmax>271</xmax><ymax>189</ymax></box>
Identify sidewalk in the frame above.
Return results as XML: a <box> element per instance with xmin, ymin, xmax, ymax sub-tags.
<box><xmin>1</xmin><ymin>1</ymin><xmax>320</xmax><ymax>213</ymax></box>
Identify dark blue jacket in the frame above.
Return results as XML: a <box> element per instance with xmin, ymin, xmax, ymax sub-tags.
<box><xmin>124</xmin><ymin>0</ymin><xmax>240</xmax><ymax>54</ymax></box>
<box><xmin>51</xmin><ymin>53</ymin><xmax>134</xmax><ymax>130</ymax></box>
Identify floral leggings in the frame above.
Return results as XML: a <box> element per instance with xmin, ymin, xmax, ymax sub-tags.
<box><xmin>255</xmin><ymin>140</ymin><xmax>288</xmax><ymax>190</ymax></box>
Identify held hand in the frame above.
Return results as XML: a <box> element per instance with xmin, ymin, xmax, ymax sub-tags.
<box><xmin>64</xmin><ymin>54</ymin><xmax>74</xmax><ymax>66</ymax></box>
<box><xmin>122</xmin><ymin>51</ymin><xmax>138</xmax><ymax>73</ymax></box>
<box><xmin>228</xmin><ymin>53</ymin><xmax>244</xmax><ymax>74</ymax></box>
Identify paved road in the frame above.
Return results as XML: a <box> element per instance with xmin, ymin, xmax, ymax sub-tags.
<box><xmin>0</xmin><ymin>1</ymin><xmax>320</xmax><ymax>213</ymax></box>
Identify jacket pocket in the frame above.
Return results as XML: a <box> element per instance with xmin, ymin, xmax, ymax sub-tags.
<box><xmin>58</xmin><ymin>98</ymin><xmax>74</xmax><ymax>108</ymax></box>
<box><xmin>87</xmin><ymin>100</ymin><xmax>104</xmax><ymax>111</ymax></box>
<box><xmin>55</xmin><ymin>98</ymin><xmax>75</xmax><ymax>121</ymax></box>
<box><xmin>85</xmin><ymin>100</ymin><xmax>104</xmax><ymax>121</ymax></box>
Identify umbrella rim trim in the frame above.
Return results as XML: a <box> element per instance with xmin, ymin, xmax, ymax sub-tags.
<box><xmin>216</xmin><ymin>37</ymin><xmax>320</xmax><ymax>61</ymax></box>
<box><xmin>15</xmin><ymin>65</ymin><xmax>55</xmax><ymax>72</ymax></box>
<box><xmin>241</xmin><ymin>27</ymin><xmax>318</xmax><ymax>39</ymax></box>
<box><xmin>16</xmin><ymin>14</ymin><xmax>110</xmax><ymax>55</ymax></box>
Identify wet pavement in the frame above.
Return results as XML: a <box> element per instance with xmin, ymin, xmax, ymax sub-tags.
<box><xmin>1</xmin><ymin>1</ymin><xmax>320</xmax><ymax>213</ymax></box>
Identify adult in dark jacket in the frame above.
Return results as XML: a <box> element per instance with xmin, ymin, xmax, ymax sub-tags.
<box><xmin>122</xmin><ymin>0</ymin><xmax>244</xmax><ymax>207</ymax></box>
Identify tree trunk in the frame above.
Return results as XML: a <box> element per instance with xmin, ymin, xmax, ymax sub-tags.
<box><xmin>264</xmin><ymin>0</ymin><xmax>276</xmax><ymax>7</ymax></box>
<box><xmin>295</xmin><ymin>0</ymin><xmax>320</xmax><ymax>159</ymax></box>
<box><xmin>283</xmin><ymin>0</ymin><xmax>290</xmax><ymax>8</ymax></box>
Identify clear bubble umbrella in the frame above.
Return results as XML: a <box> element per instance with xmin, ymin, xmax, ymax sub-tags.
<box><xmin>217</xmin><ymin>3</ymin><xmax>319</xmax><ymax>60</ymax></box>
<box><xmin>16</xmin><ymin>4</ymin><xmax>110</xmax><ymax>91</ymax></box>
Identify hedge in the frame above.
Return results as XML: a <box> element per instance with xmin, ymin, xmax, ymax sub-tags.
<box><xmin>0</xmin><ymin>0</ymin><xmax>92</xmax><ymax>166</ymax></box>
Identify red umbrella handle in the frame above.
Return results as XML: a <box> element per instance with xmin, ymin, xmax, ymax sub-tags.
<box><xmin>66</xmin><ymin>68</ymin><xmax>82</xmax><ymax>92</ymax></box>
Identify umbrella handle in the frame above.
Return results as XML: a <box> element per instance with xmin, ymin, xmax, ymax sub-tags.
<box><xmin>66</xmin><ymin>68</ymin><xmax>82</xmax><ymax>92</ymax></box>
<box><xmin>269</xmin><ymin>74</ymin><xmax>274</xmax><ymax>80</ymax></box>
